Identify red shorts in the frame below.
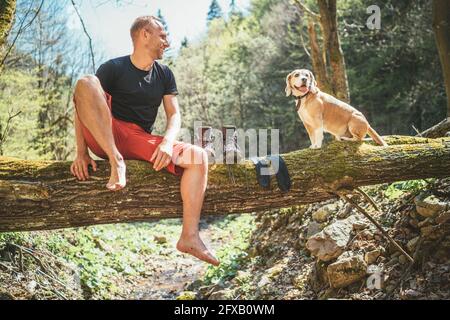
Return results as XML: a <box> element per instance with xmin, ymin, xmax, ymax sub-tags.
<box><xmin>76</xmin><ymin>93</ymin><xmax>188</xmax><ymax>176</ymax></box>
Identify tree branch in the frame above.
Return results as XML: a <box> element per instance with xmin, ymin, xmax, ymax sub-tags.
<box><xmin>70</xmin><ymin>0</ymin><xmax>96</xmax><ymax>74</ymax></box>
<box><xmin>0</xmin><ymin>0</ymin><xmax>44</xmax><ymax>72</ymax></box>
<box><xmin>292</xmin><ymin>0</ymin><xmax>320</xmax><ymax>20</ymax></box>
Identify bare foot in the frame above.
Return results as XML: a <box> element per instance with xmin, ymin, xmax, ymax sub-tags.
<box><xmin>106</xmin><ymin>158</ymin><xmax>126</xmax><ymax>191</ymax></box>
<box><xmin>176</xmin><ymin>235</ymin><xmax>220</xmax><ymax>266</ymax></box>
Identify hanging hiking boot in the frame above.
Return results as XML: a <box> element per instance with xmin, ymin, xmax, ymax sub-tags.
<box><xmin>198</xmin><ymin>126</ymin><xmax>216</xmax><ymax>164</ymax></box>
<box><xmin>222</xmin><ymin>125</ymin><xmax>243</xmax><ymax>164</ymax></box>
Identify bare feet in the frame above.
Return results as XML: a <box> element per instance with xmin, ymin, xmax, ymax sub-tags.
<box><xmin>176</xmin><ymin>234</ymin><xmax>220</xmax><ymax>266</ymax></box>
<box><xmin>106</xmin><ymin>158</ymin><xmax>127</xmax><ymax>191</ymax></box>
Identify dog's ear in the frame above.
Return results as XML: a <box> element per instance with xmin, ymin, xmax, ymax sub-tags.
<box><xmin>285</xmin><ymin>72</ymin><xmax>293</xmax><ymax>97</ymax></box>
<box><xmin>309</xmin><ymin>70</ymin><xmax>318</xmax><ymax>94</ymax></box>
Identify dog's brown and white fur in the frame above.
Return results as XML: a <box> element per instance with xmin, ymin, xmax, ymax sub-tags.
<box><xmin>286</xmin><ymin>69</ymin><xmax>387</xmax><ymax>149</ymax></box>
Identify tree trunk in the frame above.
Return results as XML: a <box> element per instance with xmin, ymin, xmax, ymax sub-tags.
<box><xmin>0</xmin><ymin>0</ymin><xmax>16</xmax><ymax>47</ymax></box>
<box><xmin>1</xmin><ymin>136</ymin><xmax>449</xmax><ymax>232</ymax></box>
<box><xmin>317</xmin><ymin>0</ymin><xmax>350</xmax><ymax>102</ymax></box>
<box><xmin>307</xmin><ymin>19</ymin><xmax>332</xmax><ymax>94</ymax></box>
<box><xmin>432</xmin><ymin>0</ymin><xmax>450</xmax><ymax>117</ymax></box>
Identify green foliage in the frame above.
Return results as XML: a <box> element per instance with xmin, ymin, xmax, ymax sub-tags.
<box><xmin>157</xmin><ymin>9</ymin><xmax>169</xmax><ymax>34</ymax></box>
<box><xmin>384</xmin><ymin>179</ymin><xmax>431</xmax><ymax>199</ymax></box>
<box><xmin>0</xmin><ymin>69</ymin><xmax>43</xmax><ymax>158</ymax></box>
<box><xmin>339</xmin><ymin>0</ymin><xmax>446</xmax><ymax>134</ymax></box>
<box><xmin>0</xmin><ymin>220</ymin><xmax>182</xmax><ymax>299</ymax></box>
<box><xmin>207</xmin><ymin>0</ymin><xmax>224</xmax><ymax>23</ymax></box>
<box><xmin>171</xmin><ymin>0</ymin><xmax>446</xmax><ymax>152</ymax></box>
<box><xmin>202</xmin><ymin>215</ymin><xmax>255</xmax><ymax>285</ymax></box>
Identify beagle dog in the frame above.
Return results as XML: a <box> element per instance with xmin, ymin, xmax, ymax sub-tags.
<box><xmin>285</xmin><ymin>69</ymin><xmax>387</xmax><ymax>149</ymax></box>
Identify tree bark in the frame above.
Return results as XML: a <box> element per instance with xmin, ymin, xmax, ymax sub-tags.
<box><xmin>420</xmin><ymin>118</ymin><xmax>450</xmax><ymax>138</ymax></box>
<box><xmin>317</xmin><ymin>0</ymin><xmax>350</xmax><ymax>102</ymax></box>
<box><xmin>432</xmin><ymin>0</ymin><xmax>450</xmax><ymax>117</ymax></box>
<box><xmin>0</xmin><ymin>0</ymin><xmax>16</xmax><ymax>47</ymax></box>
<box><xmin>1</xmin><ymin>136</ymin><xmax>449</xmax><ymax>232</ymax></box>
<box><xmin>307</xmin><ymin>19</ymin><xmax>332</xmax><ymax>94</ymax></box>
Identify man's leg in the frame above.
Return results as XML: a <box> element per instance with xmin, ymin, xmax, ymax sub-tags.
<box><xmin>73</xmin><ymin>75</ymin><xmax>126</xmax><ymax>191</ymax></box>
<box><xmin>175</xmin><ymin>146</ymin><xmax>220</xmax><ymax>266</ymax></box>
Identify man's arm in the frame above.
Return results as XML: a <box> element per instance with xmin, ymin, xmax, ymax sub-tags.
<box><xmin>162</xmin><ymin>94</ymin><xmax>182</xmax><ymax>144</ymax></box>
<box><xmin>70</xmin><ymin>112</ymin><xmax>97</xmax><ymax>180</ymax></box>
<box><xmin>74</xmin><ymin>112</ymin><xmax>89</xmax><ymax>155</ymax></box>
<box><xmin>150</xmin><ymin>94</ymin><xmax>181</xmax><ymax>171</ymax></box>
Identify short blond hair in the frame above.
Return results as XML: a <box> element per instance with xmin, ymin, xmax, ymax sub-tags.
<box><xmin>130</xmin><ymin>16</ymin><xmax>163</xmax><ymax>43</ymax></box>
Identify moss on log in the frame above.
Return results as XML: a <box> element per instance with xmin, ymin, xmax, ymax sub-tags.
<box><xmin>1</xmin><ymin>136</ymin><xmax>450</xmax><ymax>232</ymax></box>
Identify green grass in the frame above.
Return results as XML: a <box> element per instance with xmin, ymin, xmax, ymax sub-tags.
<box><xmin>384</xmin><ymin>179</ymin><xmax>432</xmax><ymax>199</ymax></box>
<box><xmin>0</xmin><ymin>220</ymin><xmax>183</xmax><ymax>299</ymax></box>
<box><xmin>202</xmin><ymin>214</ymin><xmax>256</xmax><ymax>285</ymax></box>
<box><xmin>0</xmin><ymin>214</ymin><xmax>257</xmax><ymax>299</ymax></box>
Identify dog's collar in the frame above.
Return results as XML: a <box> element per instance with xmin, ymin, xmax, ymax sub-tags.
<box><xmin>294</xmin><ymin>92</ymin><xmax>310</xmax><ymax>100</ymax></box>
<box><xmin>294</xmin><ymin>92</ymin><xmax>310</xmax><ymax>111</ymax></box>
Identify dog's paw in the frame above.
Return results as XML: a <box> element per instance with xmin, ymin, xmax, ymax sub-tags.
<box><xmin>309</xmin><ymin>145</ymin><xmax>321</xmax><ymax>150</ymax></box>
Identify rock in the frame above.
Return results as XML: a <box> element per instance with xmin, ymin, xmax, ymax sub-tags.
<box><xmin>385</xmin><ymin>257</ymin><xmax>399</xmax><ymax>267</ymax></box>
<box><xmin>353</xmin><ymin>221</ymin><xmax>369</xmax><ymax>231</ymax></box>
<box><xmin>208</xmin><ymin>289</ymin><xmax>234</xmax><ymax>300</ymax></box>
<box><xmin>176</xmin><ymin>291</ymin><xmax>197</xmax><ymax>300</ymax></box>
<box><xmin>0</xmin><ymin>292</ymin><xmax>15</xmax><ymax>300</ymax></box>
<box><xmin>358</xmin><ymin>230</ymin><xmax>374</xmax><ymax>240</ymax></box>
<box><xmin>400</xmin><ymin>289</ymin><xmax>422</xmax><ymax>300</ymax></box>
<box><xmin>306</xmin><ymin>221</ymin><xmax>322</xmax><ymax>238</ymax></box>
<box><xmin>414</xmin><ymin>193</ymin><xmax>448</xmax><ymax>218</ymax></box>
<box><xmin>306</xmin><ymin>215</ymin><xmax>359</xmax><ymax>262</ymax></box>
<box><xmin>258</xmin><ymin>275</ymin><xmax>271</xmax><ymax>288</ymax></box>
<box><xmin>234</xmin><ymin>270</ymin><xmax>251</xmax><ymax>283</ymax></box>
<box><xmin>312</xmin><ymin>204</ymin><xmax>336</xmax><ymax>222</ymax></box>
<box><xmin>292</xmin><ymin>273</ymin><xmax>308</xmax><ymax>289</ymax></box>
<box><xmin>418</xmin><ymin>218</ymin><xmax>433</xmax><ymax>228</ymax></box>
<box><xmin>398</xmin><ymin>255</ymin><xmax>408</xmax><ymax>264</ymax></box>
<box><xmin>435</xmin><ymin>211</ymin><xmax>450</xmax><ymax>225</ymax></box>
<box><xmin>153</xmin><ymin>235</ymin><xmax>167</xmax><ymax>244</ymax></box>
<box><xmin>185</xmin><ymin>279</ymin><xmax>204</xmax><ymax>291</ymax></box>
<box><xmin>420</xmin><ymin>226</ymin><xmax>434</xmax><ymax>237</ymax></box>
<box><xmin>407</xmin><ymin>236</ymin><xmax>420</xmax><ymax>253</ymax></box>
<box><xmin>198</xmin><ymin>283</ymin><xmax>224</xmax><ymax>298</ymax></box>
<box><xmin>365</xmin><ymin>249</ymin><xmax>381</xmax><ymax>265</ymax></box>
<box><xmin>408</xmin><ymin>219</ymin><xmax>419</xmax><ymax>228</ymax></box>
<box><xmin>326</xmin><ymin>254</ymin><xmax>367</xmax><ymax>289</ymax></box>
<box><xmin>409</xmin><ymin>211</ymin><xmax>419</xmax><ymax>219</ymax></box>
<box><xmin>420</xmin><ymin>225</ymin><xmax>445</xmax><ymax>239</ymax></box>
<box><xmin>26</xmin><ymin>281</ymin><xmax>37</xmax><ymax>294</ymax></box>
<box><xmin>267</xmin><ymin>264</ymin><xmax>284</xmax><ymax>279</ymax></box>
<box><xmin>385</xmin><ymin>285</ymin><xmax>395</xmax><ymax>294</ymax></box>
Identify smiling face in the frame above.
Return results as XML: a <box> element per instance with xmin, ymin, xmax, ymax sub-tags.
<box><xmin>131</xmin><ymin>16</ymin><xmax>170</xmax><ymax>60</ymax></box>
<box><xmin>142</xmin><ymin>22</ymin><xmax>170</xmax><ymax>60</ymax></box>
<box><xmin>285</xmin><ymin>69</ymin><xmax>317</xmax><ymax>97</ymax></box>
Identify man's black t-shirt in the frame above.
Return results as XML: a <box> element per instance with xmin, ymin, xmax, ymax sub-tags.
<box><xmin>95</xmin><ymin>55</ymin><xmax>178</xmax><ymax>133</ymax></box>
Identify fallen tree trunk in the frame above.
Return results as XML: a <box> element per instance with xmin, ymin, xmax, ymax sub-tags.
<box><xmin>1</xmin><ymin>136</ymin><xmax>450</xmax><ymax>232</ymax></box>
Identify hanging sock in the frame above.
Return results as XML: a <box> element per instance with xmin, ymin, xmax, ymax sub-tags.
<box><xmin>250</xmin><ymin>155</ymin><xmax>291</xmax><ymax>192</ymax></box>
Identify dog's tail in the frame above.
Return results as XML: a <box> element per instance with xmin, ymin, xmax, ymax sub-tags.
<box><xmin>367</xmin><ymin>126</ymin><xmax>388</xmax><ymax>146</ymax></box>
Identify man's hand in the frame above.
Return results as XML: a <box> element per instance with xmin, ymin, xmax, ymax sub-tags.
<box><xmin>70</xmin><ymin>153</ymin><xmax>97</xmax><ymax>181</ymax></box>
<box><xmin>150</xmin><ymin>139</ymin><xmax>173</xmax><ymax>171</ymax></box>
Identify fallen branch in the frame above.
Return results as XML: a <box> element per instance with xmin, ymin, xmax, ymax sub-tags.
<box><xmin>419</xmin><ymin>118</ymin><xmax>450</xmax><ymax>138</ymax></box>
<box><xmin>337</xmin><ymin>192</ymin><xmax>414</xmax><ymax>263</ymax></box>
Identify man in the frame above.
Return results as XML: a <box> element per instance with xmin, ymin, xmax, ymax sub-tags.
<box><xmin>70</xmin><ymin>16</ymin><xmax>219</xmax><ymax>266</ymax></box>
